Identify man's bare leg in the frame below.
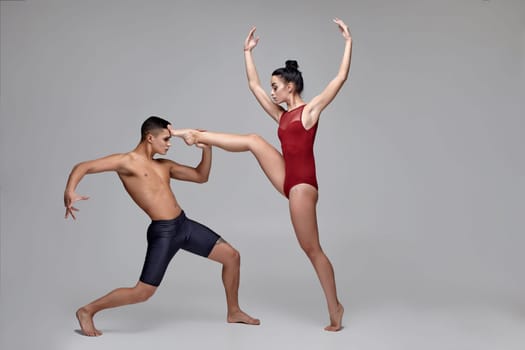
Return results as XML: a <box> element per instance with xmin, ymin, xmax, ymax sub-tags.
<box><xmin>76</xmin><ymin>281</ymin><xmax>157</xmax><ymax>336</ymax></box>
<box><xmin>207</xmin><ymin>239</ymin><xmax>260</xmax><ymax>325</ymax></box>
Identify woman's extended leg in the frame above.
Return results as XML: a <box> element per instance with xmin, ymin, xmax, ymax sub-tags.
<box><xmin>173</xmin><ymin>129</ymin><xmax>286</xmax><ymax>196</ymax></box>
<box><xmin>288</xmin><ymin>184</ymin><xmax>344</xmax><ymax>331</ymax></box>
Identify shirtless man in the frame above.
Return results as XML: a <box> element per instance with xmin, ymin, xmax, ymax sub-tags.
<box><xmin>64</xmin><ymin>116</ymin><xmax>259</xmax><ymax>336</ymax></box>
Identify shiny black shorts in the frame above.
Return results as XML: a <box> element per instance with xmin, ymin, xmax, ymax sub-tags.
<box><xmin>139</xmin><ymin>211</ymin><xmax>221</xmax><ymax>286</ymax></box>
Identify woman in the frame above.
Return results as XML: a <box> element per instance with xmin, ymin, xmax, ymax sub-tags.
<box><xmin>171</xmin><ymin>18</ymin><xmax>352</xmax><ymax>331</ymax></box>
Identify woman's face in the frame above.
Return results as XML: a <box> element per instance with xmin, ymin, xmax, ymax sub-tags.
<box><xmin>270</xmin><ymin>75</ymin><xmax>290</xmax><ymax>104</ymax></box>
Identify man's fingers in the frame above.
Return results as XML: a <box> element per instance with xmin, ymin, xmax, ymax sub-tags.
<box><xmin>65</xmin><ymin>208</ymin><xmax>77</xmax><ymax>220</ymax></box>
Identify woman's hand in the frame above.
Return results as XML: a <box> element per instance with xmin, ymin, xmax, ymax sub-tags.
<box><xmin>333</xmin><ymin>18</ymin><xmax>351</xmax><ymax>41</ymax></box>
<box><xmin>244</xmin><ymin>26</ymin><xmax>260</xmax><ymax>52</ymax></box>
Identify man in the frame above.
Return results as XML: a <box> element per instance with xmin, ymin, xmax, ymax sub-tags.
<box><xmin>64</xmin><ymin>116</ymin><xmax>259</xmax><ymax>336</ymax></box>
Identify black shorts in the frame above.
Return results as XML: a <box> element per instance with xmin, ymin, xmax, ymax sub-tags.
<box><xmin>139</xmin><ymin>211</ymin><xmax>221</xmax><ymax>287</ymax></box>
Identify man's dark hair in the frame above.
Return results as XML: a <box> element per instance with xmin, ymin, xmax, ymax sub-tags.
<box><xmin>140</xmin><ymin>116</ymin><xmax>171</xmax><ymax>141</ymax></box>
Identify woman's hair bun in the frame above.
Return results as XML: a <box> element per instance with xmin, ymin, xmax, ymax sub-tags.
<box><xmin>285</xmin><ymin>60</ymin><xmax>299</xmax><ymax>70</ymax></box>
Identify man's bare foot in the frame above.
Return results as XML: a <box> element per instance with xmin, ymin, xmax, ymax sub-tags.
<box><xmin>227</xmin><ymin>310</ymin><xmax>261</xmax><ymax>325</ymax></box>
<box><xmin>324</xmin><ymin>303</ymin><xmax>344</xmax><ymax>332</ymax></box>
<box><xmin>76</xmin><ymin>307</ymin><xmax>102</xmax><ymax>336</ymax></box>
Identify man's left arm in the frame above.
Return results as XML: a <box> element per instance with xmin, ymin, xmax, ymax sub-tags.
<box><xmin>169</xmin><ymin>144</ymin><xmax>212</xmax><ymax>183</ymax></box>
<box><xmin>193</xmin><ymin>143</ymin><xmax>212</xmax><ymax>183</ymax></box>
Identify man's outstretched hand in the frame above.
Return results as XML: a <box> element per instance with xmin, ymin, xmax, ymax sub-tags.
<box><xmin>64</xmin><ymin>191</ymin><xmax>89</xmax><ymax>220</ymax></box>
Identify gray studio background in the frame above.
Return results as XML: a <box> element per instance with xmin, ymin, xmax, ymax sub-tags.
<box><xmin>1</xmin><ymin>1</ymin><xmax>524</xmax><ymax>350</ymax></box>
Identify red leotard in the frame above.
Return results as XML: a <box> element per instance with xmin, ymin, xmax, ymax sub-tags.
<box><xmin>277</xmin><ymin>104</ymin><xmax>319</xmax><ymax>198</ymax></box>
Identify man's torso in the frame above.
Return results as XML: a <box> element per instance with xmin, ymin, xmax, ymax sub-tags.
<box><xmin>117</xmin><ymin>152</ymin><xmax>182</xmax><ymax>220</ymax></box>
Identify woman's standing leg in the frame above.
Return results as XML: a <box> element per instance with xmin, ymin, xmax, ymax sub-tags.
<box><xmin>288</xmin><ymin>184</ymin><xmax>344</xmax><ymax>331</ymax></box>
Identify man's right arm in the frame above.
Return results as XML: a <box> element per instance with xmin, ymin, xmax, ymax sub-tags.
<box><xmin>64</xmin><ymin>153</ymin><xmax>126</xmax><ymax>219</ymax></box>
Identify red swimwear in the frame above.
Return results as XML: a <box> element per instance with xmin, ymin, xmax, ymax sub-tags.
<box><xmin>278</xmin><ymin>104</ymin><xmax>319</xmax><ymax>198</ymax></box>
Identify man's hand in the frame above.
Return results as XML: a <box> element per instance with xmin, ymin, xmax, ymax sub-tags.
<box><xmin>64</xmin><ymin>190</ymin><xmax>90</xmax><ymax>220</ymax></box>
<box><xmin>195</xmin><ymin>142</ymin><xmax>211</xmax><ymax>150</ymax></box>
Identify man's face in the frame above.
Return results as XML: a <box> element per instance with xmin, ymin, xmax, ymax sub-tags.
<box><xmin>151</xmin><ymin>129</ymin><xmax>172</xmax><ymax>155</ymax></box>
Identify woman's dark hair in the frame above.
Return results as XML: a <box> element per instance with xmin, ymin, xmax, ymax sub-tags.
<box><xmin>141</xmin><ymin>116</ymin><xmax>171</xmax><ymax>141</ymax></box>
<box><xmin>272</xmin><ymin>60</ymin><xmax>304</xmax><ymax>94</ymax></box>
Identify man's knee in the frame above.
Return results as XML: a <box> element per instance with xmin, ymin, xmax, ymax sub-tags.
<box><xmin>209</xmin><ymin>240</ymin><xmax>241</xmax><ymax>266</ymax></box>
<box><xmin>222</xmin><ymin>244</ymin><xmax>240</xmax><ymax>265</ymax></box>
<box><xmin>227</xmin><ymin>246</ymin><xmax>241</xmax><ymax>265</ymax></box>
<box><xmin>134</xmin><ymin>283</ymin><xmax>156</xmax><ymax>302</ymax></box>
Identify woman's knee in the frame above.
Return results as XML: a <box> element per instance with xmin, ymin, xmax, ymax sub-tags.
<box><xmin>300</xmin><ymin>242</ymin><xmax>323</xmax><ymax>259</ymax></box>
<box><xmin>246</xmin><ymin>133</ymin><xmax>266</xmax><ymax>150</ymax></box>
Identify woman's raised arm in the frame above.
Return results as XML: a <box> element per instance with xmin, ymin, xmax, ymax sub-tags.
<box><xmin>244</xmin><ymin>27</ymin><xmax>285</xmax><ymax>122</ymax></box>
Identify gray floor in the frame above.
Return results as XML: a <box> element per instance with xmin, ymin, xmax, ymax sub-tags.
<box><xmin>2</xmin><ymin>296</ymin><xmax>525</xmax><ymax>350</ymax></box>
<box><xmin>2</xmin><ymin>241</ymin><xmax>525</xmax><ymax>350</ymax></box>
<box><xmin>2</xmin><ymin>221</ymin><xmax>525</xmax><ymax>350</ymax></box>
<box><xmin>2</xmin><ymin>231</ymin><xmax>525</xmax><ymax>350</ymax></box>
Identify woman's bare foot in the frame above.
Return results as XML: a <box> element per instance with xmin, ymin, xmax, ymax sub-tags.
<box><xmin>76</xmin><ymin>307</ymin><xmax>102</xmax><ymax>336</ymax></box>
<box><xmin>167</xmin><ymin>126</ymin><xmax>198</xmax><ymax>145</ymax></box>
<box><xmin>227</xmin><ymin>309</ymin><xmax>261</xmax><ymax>325</ymax></box>
<box><xmin>324</xmin><ymin>303</ymin><xmax>344</xmax><ymax>332</ymax></box>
